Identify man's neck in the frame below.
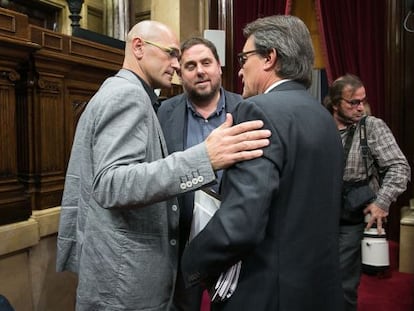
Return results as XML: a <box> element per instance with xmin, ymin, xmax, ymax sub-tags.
<box><xmin>334</xmin><ymin>115</ymin><xmax>355</xmax><ymax>130</ymax></box>
<box><xmin>190</xmin><ymin>91</ymin><xmax>221</xmax><ymax>119</ymax></box>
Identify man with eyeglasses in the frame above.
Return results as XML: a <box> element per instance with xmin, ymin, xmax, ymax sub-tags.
<box><xmin>56</xmin><ymin>20</ymin><xmax>271</xmax><ymax>311</ymax></box>
<box><xmin>324</xmin><ymin>73</ymin><xmax>410</xmax><ymax>311</ymax></box>
<box><xmin>181</xmin><ymin>15</ymin><xmax>345</xmax><ymax>311</ymax></box>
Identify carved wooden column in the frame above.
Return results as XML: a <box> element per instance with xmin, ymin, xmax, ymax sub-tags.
<box><xmin>21</xmin><ymin>25</ymin><xmax>123</xmax><ymax>210</ymax></box>
<box><xmin>0</xmin><ymin>8</ymin><xmax>40</xmax><ymax>224</ymax></box>
<box><xmin>16</xmin><ymin>63</ymin><xmax>68</xmax><ymax>210</ymax></box>
<box><xmin>0</xmin><ymin>7</ymin><xmax>123</xmax><ymax>215</ymax></box>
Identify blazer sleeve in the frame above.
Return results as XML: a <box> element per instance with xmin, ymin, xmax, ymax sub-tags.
<box><xmin>181</xmin><ymin>101</ymin><xmax>283</xmax><ymax>286</ymax></box>
<box><xmin>89</xmin><ymin>83</ymin><xmax>216</xmax><ymax>209</ymax></box>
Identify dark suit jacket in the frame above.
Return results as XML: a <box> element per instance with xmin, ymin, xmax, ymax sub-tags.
<box><xmin>181</xmin><ymin>81</ymin><xmax>345</xmax><ymax>311</ymax></box>
<box><xmin>158</xmin><ymin>89</ymin><xmax>242</xmax><ymax>257</ymax></box>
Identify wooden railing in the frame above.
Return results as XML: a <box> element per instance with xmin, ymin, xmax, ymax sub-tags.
<box><xmin>0</xmin><ymin>7</ymin><xmax>123</xmax><ymax>225</ymax></box>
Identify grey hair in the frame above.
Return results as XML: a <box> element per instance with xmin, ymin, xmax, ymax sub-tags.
<box><xmin>243</xmin><ymin>15</ymin><xmax>314</xmax><ymax>88</ymax></box>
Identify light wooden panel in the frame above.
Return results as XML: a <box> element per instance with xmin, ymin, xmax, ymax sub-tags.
<box><xmin>291</xmin><ymin>0</ymin><xmax>325</xmax><ymax>69</ymax></box>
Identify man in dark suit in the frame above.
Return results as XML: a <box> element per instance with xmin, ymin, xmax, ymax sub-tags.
<box><xmin>158</xmin><ymin>37</ymin><xmax>242</xmax><ymax>311</ymax></box>
<box><xmin>181</xmin><ymin>15</ymin><xmax>345</xmax><ymax>311</ymax></box>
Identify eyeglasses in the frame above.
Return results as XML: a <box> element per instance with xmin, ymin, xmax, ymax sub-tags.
<box><xmin>341</xmin><ymin>97</ymin><xmax>367</xmax><ymax>107</ymax></box>
<box><xmin>143</xmin><ymin>39</ymin><xmax>180</xmax><ymax>59</ymax></box>
<box><xmin>237</xmin><ymin>50</ymin><xmax>262</xmax><ymax>67</ymax></box>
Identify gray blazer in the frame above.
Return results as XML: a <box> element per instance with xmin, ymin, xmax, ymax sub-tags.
<box><xmin>56</xmin><ymin>69</ymin><xmax>216</xmax><ymax>311</ymax></box>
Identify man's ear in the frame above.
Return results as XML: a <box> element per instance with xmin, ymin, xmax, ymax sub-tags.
<box><xmin>263</xmin><ymin>48</ymin><xmax>277</xmax><ymax>70</ymax></box>
<box><xmin>132</xmin><ymin>37</ymin><xmax>144</xmax><ymax>58</ymax></box>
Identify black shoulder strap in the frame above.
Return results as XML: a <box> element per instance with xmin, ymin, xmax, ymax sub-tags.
<box><xmin>343</xmin><ymin>116</ymin><xmax>370</xmax><ymax>181</ymax></box>
<box><xmin>343</xmin><ymin>125</ymin><xmax>356</xmax><ymax>165</ymax></box>
<box><xmin>359</xmin><ymin>116</ymin><xmax>370</xmax><ymax>180</ymax></box>
<box><xmin>359</xmin><ymin>116</ymin><xmax>368</xmax><ymax>154</ymax></box>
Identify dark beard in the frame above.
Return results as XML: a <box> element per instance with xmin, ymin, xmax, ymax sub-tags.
<box><xmin>187</xmin><ymin>83</ymin><xmax>221</xmax><ymax>104</ymax></box>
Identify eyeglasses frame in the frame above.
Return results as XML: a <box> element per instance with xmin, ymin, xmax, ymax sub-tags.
<box><xmin>143</xmin><ymin>39</ymin><xmax>180</xmax><ymax>59</ymax></box>
<box><xmin>341</xmin><ymin>97</ymin><xmax>367</xmax><ymax>107</ymax></box>
<box><xmin>237</xmin><ymin>49</ymin><xmax>267</xmax><ymax>67</ymax></box>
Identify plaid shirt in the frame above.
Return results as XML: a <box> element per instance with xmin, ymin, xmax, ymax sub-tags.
<box><xmin>340</xmin><ymin>116</ymin><xmax>411</xmax><ymax>211</ymax></box>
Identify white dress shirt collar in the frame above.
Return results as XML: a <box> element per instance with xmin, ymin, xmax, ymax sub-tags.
<box><xmin>264</xmin><ymin>79</ymin><xmax>292</xmax><ymax>94</ymax></box>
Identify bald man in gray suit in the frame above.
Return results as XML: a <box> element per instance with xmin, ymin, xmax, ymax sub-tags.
<box><xmin>56</xmin><ymin>21</ymin><xmax>270</xmax><ymax>311</ymax></box>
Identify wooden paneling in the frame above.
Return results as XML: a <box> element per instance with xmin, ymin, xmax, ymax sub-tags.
<box><xmin>0</xmin><ymin>7</ymin><xmax>29</xmax><ymax>40</ymax></box>
<box><xmin>0</xmin><ymin>8</ymin><xmax>36</xmax><ymax>225</ymax></box>
<box><xmin>0</xmin><ymin>7</ymin><xmax>123</xmax><ymax>222</ymax></box>
<box><xmin>0</xmin><ymin>0</ymin><xmax>60</xmax><ymax>31</ymax></box>
<box><xmin>86</xmin><ymin>6</ymin><xmax>103</xmax><ymax>33</ymax></box>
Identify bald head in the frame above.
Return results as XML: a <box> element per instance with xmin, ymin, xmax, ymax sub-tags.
<box><xmin>123</xmin><ymin>20</ymin><xmax>180</xmax><ymax>89</ymax></box>
<box><xmin>126</xmin><ymin>21</ymin><xmax>176</xmax><ymax>46</ymax></box>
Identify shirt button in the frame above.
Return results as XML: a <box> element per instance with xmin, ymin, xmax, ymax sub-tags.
<box><xmin>171</xmin><ymin>205</ymin><xmax>178</xmax><ymax>212</ymax></box>
<box><xmin>197</xmin><ymin>176</ymin><xmax>204</xmax><ymax>183</ymax></box>
<box><xmin>186</xmin><ymin>180</ymin><xmax>193</xmax><ymax>188</ymax></box>
<box><xmin>170</xmin><ymin>239</ymin><xmax>177</xmax><ymax>246</ymax></box>
<box><xmin>180</xmin><ymin>183</ymin><xmax>187</xmax><ymax>190</ymax></box>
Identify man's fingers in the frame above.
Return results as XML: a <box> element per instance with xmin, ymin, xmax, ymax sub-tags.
<box><xmin>213</xmin><ymin>115</ymin><xmax>270</xmax><ymax>141</ymax></box>
<box><xmin>229</xmin><ymin>149</ymin><xmax>264</xmax><ymax>162</ymax></box>
<box><xmin>218</xmin><ymin>113</ymin><xmax>233</xmax><ymax>129</ymax></box>
<box><xmin>232</xmin><ymin>129</ymin><xmax>272</xmax><ymax>145</ymax></box>
<box><xmin>224</xmin><ymin>120</ymin><xmax>267</xmax><ymax>136</ymax></box>
<box><xmin>365</xmin><ymin>215</ymin><xmax>385</xmax><ymax>234</ymax></box>
<box><xmin>205</xmin><ymin>116</ymin><xmax>272</xmax><ymax>170</ymax></box>
<box><xmin>230</xmin><ymin>137</ymin><xmax>270</xmax><ymax>153</ymax></box>
<box><xmin>365</xmin><ymin>218</ymin><xmax>375</xmax><ymax>230</ymax></box>
<box><xmin>376</xmin><ymin>218</ymin><xmax>383</xmax><ymax>234</ymax></box>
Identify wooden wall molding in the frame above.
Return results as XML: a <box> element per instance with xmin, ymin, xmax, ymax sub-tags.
<box><xmin>0</xmin><ymin>69</ymin><xmax>20</xmax><ymax>82</ymax></box>
<box><xmin>0</xmin><ymin>206</ymin><xmax>60</xmax><ymax>256</ymax></box>
<box><xmin>0</xmin><ymin>7</ymin><xmax>29</xmax><ymax>40</ymax></box>
<box><xmin>0</xmin><ymin>7</ymin><xmax>123</xmax><ymax>224</ymax></box>
<box><xmin>0</xmin><ymin>218</ymin><xmax>39</xmax><ymax>256</ymax></box>
<box><xmin>0</xmin><ymin>9</ymin><xmax>37</xmax><ymax>226</ymax></box>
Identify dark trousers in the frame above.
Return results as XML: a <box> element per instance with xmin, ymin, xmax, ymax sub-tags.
<box><xmin>170</xmin><ymin>270</ymin><xmax>204</xmax><ymax>311</ymax></box>
<box><xmin>339</xmin><ymin>223</ymin><xmax>365</xmax><ymax>311</ymax></box>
